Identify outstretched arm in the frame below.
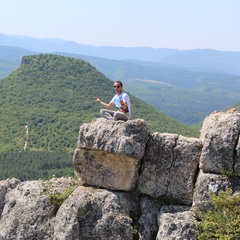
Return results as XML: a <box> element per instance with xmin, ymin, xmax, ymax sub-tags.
<box><xmin>93</xmin><ymin>97</ymin><xmax>114</xmax><ymax>109</ymax></box>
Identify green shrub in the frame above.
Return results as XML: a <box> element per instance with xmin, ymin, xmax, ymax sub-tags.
<box><xmin>196</xmin><ymin>188</ymin><xmax>240</xmax><ymax>239</ymax></box>
<box><xmin>50</xmin><ymin>185</ymin><xmax>77</xmax><ymax>209</ymax></box>
<box><xmin>42</xmin><ymin>179</ymin><xmax>80</xmax><ymax>213</ymax></box>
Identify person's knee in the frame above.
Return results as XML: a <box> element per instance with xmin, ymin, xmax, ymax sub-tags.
<box><xmin>114</xmin><ymin>112</ymin><xmax>127</xmax><ymax>121</ymax></box>
<box><xmin>112</xmin><ymin>112</ymin><xmax>117</xmax><ymax>121</ymax></box>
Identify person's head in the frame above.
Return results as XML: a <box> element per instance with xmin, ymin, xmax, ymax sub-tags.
<box><xmin>113</xmin><ymin>81</ymin><xmax>123</xmax><ymax>94</ymax></box>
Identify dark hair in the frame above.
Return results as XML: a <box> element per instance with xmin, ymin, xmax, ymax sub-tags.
<box><xmin>114</xmin><ymin>81</ymin><xmax>122</xmax><ymax>87</ymax></box>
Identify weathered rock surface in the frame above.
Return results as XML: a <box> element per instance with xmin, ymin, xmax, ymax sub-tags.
<box><xmin>138</xmin><ymin>196</ymin><xmax>159</xmax><ymax>240</ymax></box>
<box><xmin>77</xmin><ymin>118</ymin><xmax>150</xmax><ymax>158</ymax></box>
<box><xmin>0</xmin><ymin>178</ymin><xmax>20</xmax><ymax>217</ymax></box>
<box><xmin>0</xmin><ymin>180</ymin><xmax>54</xmax><ymax>239</ymax></box>
<box><xmin>200</xmin><ymin>110</ymin><xmax>240</xmax><ymax>174</ymax></box>
<box><xmin>0</xmin><ymin>177</ymin><xmax>76</xmax><ymax>240</ymax></box>
<box><xmin>192</xmin><ymin>171</ymin><xmax>232</xmax><ymax>211</ymax></box>
<box><xmin>138</xmin><ymin>133</ymin><xmax>202</xmax><ymax>205</ymax></box>
<box><xmin>54</xmin><ymin>186</ymin><xmax>138</xmax><ymax>240</ymax></box>
<box><xmin>74</xmin><ymin>118</ymin><xmax>151</xmax><ymax>191</ymax></box>
<box><xmin>1</xmin><ymin>111</ymin><xmax>240</xmax><ymax>239</ymax></box>
<box><xmin>156</xmin><ymin>205</ymin><xmax>196</xmax><ymax>240</ymax></box>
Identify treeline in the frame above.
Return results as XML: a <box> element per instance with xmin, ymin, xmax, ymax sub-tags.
<box><xmin>0</xmin><ymin>151</ymin><xmax>73</xmax><ymax>181</ymax></box>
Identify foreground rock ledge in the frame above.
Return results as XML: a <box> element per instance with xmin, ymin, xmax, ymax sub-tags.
<box><xmin>1</xmin><ymin>111</ymin><xmax>240</xmax><ymax>239</ymax></box>
<box><xmin>73</xmin><ymin>118</ymin><xmax>151</xmax><ymax>191</ymax></box>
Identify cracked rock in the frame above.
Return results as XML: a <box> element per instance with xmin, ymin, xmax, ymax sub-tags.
<box><xmin>137</xmin><ymin>133</ymin><xmax>202</xmax><ymax>205</ymax></box>
<box><xmin>73</xmin><ymin>118</ymin><xmax>151</xmax><ymax>191</ymax></box>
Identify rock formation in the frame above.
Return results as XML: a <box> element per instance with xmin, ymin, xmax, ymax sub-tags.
<box><xmin>137</xmin><ymin>133</ymin><xmax>202</xmax><ymax>205</ymax></box>
<box><xmin>73</xmin><ymin>118</ymin><xmax>151</xmax><ymax>191</ymax></box>
<box><xmin>0</xmin><ymin>110</ymin><xmax>240</xmax><ymax>239</ymax></box>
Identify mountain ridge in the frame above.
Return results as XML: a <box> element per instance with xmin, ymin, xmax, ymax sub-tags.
<box><xmin>0</xmin><ymin>53</ymin><xmax>198</xmax><ymax>180</ymax></box>
<box><xmin>1</xmin><ymin>33</ymin><xmax>240</xmax><ymax>75</ymax></box>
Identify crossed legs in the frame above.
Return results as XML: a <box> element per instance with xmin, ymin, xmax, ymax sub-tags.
<box><xmin>100</xmin><ymin>109</ymin><xmax>128</xmax><ymax>121</ymax></box>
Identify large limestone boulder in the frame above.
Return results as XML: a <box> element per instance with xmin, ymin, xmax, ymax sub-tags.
<box><xmin>54</xmin><ymin>185</ymin><xmax>138</xmax><ymax>240</ymax></box>
<box><xmin>73</xmin><ymin>118</ymin><xmax>151</xmax><ymax>191</ymax></box>
<box><xmin>137</xmin><ymin>133</ymin><xmax>202</xmax><ymax>205</ymax></box>
<box><xmin>156</xmin><ymin>205</ymin><xmax>196</xmax><ymax>240</ymax></box>
<box><xmin>200</xmin><ymin>110</ymin><xmax>240</xmax><ymax>174</ymax></box>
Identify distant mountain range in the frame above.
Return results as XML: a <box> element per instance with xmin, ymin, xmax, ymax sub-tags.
<box><xmin>1</xmin><ymin>33</ymin><xmax>240</xmax><ymax>125</ymax></box>
<box><xmin>1</xmin><ymin>33</ymin><xmax>240</xmax><ymax>75</ymax></box>
<box><xmin>0</xmin><ymin>33</ymin><xmax>179</xmax><ymax>61</ymax></box>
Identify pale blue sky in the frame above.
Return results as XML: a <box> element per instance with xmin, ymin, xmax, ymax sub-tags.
<box><xmin>0</xmin><ymin>0</ymin><xmax>239</xmax><ymax>51</ymax></box>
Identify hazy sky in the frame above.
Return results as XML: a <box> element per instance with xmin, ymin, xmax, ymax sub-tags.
<box><xmin>1</xmin><ymin>0</ymin><xmax>239</xmax><ymax>51</ymax></box>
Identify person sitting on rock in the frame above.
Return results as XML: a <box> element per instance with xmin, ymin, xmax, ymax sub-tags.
<box><xmin>93</xmin><ymin>81</ymin><xmax>131</xmax><ymax>121</ymax></box>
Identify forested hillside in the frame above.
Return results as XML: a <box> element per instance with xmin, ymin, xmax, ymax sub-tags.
<box><xmin>0</xmin><ymin>54</ymin><xmax>198</xmax><ymax>180</ymax></box>
<box><xmin>59</xmin><ymin>52</ymin><xmax>240</xmax><ymax>125</ymax></box>
<box><xmin>1</xmin><ymin>46</ymin><xmax>240</xmax><ymax>125</ymax></box>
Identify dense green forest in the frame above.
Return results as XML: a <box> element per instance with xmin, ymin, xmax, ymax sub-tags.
<box><xmin>0</xmin><ymin>151</ymin><xmax>73</xmax><ymax>180</ymax></box>
<box><xmin>0</xmin><ymin>54</ymin><xmax>198</xmax><ymax>181</ymax></box>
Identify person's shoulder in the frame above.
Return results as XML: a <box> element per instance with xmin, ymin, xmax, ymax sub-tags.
<box><xmin>122</xmin><ymin>92</ymin><xmax>130</xmax><ymax>98</ymax></box>
<box><xmin>110</xmin><ymin>94</ymin><xmax>117</xmax><ymax>102</ymax></box>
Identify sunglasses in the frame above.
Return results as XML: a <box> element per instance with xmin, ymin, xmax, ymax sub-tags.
<box><xmin>114</xmin><ymin>85</ymin><xmax>121</xmax><ymax>88</ymax></box>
